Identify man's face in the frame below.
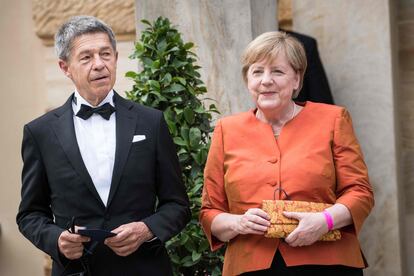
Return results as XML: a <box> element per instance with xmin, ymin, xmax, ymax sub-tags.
<box><xmin>59</xmin><ymin>32</ymin><xmax>118</xmax><ymax>106</ymax></box>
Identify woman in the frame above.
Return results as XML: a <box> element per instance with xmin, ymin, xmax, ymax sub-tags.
<box><xmin>200</xmin><ymin>31</ymin><xmax>374</xmax><ymax>276</ymax></box>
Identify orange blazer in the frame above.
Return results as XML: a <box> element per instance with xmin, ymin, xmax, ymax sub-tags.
<box><xmin>200</xmin><ymin>102</ymin><xmax>374</xmax><ymax>276</ymax></box>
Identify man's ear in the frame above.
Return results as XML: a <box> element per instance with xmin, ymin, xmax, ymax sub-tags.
<box><xmin>58</xmin><ymin>59</ymin><xmax>71</xmax><ymax>78</ymax></box>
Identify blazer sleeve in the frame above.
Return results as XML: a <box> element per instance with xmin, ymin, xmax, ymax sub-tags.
<box><xmin>141</xmin><ymin>115</ymin><xmax>191</xmax><ymax>243</ymax></box>
<box><xmin>199</xmin><ymin>120</ymin><xmax>229</xmax><ymax>251</ymax></box>
<box><xmin>16</xmin><ymin>125</ymin><xmax>66</xmax><ymax>264</ymax></box>
<box><xmin>333</xmin><ymin>109</ymin><xmax>374</xmax><ymax>234</ymax></box>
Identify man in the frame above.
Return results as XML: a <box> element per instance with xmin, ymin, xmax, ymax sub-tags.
<box><xmin>17</xmin><ymin>16</ymin><xmax>190</xmax><ymax>275</ymax></box>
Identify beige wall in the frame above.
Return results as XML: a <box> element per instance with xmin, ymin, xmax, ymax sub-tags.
<box><xmin>292</xmin><ymin>0</ymin><xmax>404</xmax><ymax>275</ymax></box>
<box><xmin>0</xmin><ymin>1</ymin><xmax>137</xmax><ymax>275</ymax></box>
<box><xmin>135</xmin><ymin>0</ymin><xmax>278</xmax><ymax>116</ymax></box>
<box><xmin>0</xmin><ymin>0</ymin><xmax>46</xmax><ymax>275</ymax></box>
<box><xmin>398</xmin><ymin>0</ymin><xmax>414</xmax><ymax>275</ymax></box>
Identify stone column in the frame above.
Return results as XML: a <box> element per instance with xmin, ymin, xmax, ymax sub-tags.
<box><xmin>292</xmin><ymin>1</ymin><xmax>403</xmax><ymax>275</ymax></box>
<box><xmin>135</xmin><ymin>0</ymin><xmax>278</xmax><ymax>116</ymax></box>
<box><xmin>397</xmin><ymin>0</ymin><xmax>414</xmax><ymax>275</ymax></box>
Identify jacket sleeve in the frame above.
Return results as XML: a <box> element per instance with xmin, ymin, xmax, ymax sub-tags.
<box><xmin>16</xmin><ymin>125</ymin><xmax>66</xmax><ymax>264</ymax></box>
<box><xmin>199</xmin><ymin>120</ymin><xmax>228</xmax><ymax>251</ymax></box>
<box><xmin>142</xmin><ymin>115</ymin><xmax>191</xmax><ymax>243</ymax></box>
<box><xmin>333</xmin><ymin>109</ymin><xmax>374</xmax><ymax>234</ymax></box>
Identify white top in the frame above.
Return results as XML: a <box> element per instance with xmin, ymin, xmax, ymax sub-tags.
<box><xmin>72</xmin><ymin>90</ymin><xmax>116</xmax><ymax>206</ymax></box>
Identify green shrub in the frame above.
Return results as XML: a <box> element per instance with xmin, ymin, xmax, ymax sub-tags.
<box><xmin>125</xmin><ymin>17</ymin><xmax>224</xmax><ymax>276</ymax></box>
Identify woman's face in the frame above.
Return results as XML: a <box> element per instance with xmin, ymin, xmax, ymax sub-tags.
<box><xmin>247</xmin><ymin>51</ymin><xmax>299</xmax><ymax>113</ymax></box>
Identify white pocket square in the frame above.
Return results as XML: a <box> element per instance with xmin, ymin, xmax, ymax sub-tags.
<box><xmin>132</xmin><ymin>135</ymin><xmax>146</xmax><ymax>143</ymax></box>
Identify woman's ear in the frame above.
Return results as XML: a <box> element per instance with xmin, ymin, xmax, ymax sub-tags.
<box><xmin>293</xmin><ymin>71</ymin><xmax>301</xmax><ymax>90</ymax></box>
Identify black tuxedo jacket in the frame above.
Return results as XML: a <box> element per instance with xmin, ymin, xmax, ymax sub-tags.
<box><xmin>17</xmin><ymin>92</ymin><xmax>191</xmax><ymax>275</ymax></box>
<box><xmin>282</xmin><ymin>30</ymin><xmax>334</xmax><ymax>104</ymax></box>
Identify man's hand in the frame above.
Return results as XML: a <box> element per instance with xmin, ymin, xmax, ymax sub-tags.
<box><xmin>104</xmin><ymin>222</ymin><xmax>154</xmax><ymax>257</ymax></box>
<box><xmin>58</xmin><ymin>230</ymin><xmax>90</xmax><ymax>260</ymax></box>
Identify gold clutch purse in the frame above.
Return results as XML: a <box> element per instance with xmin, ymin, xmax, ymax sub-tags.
<box><xmin>262</xmin><ymin>199</ymin><xmax>341</xmax><ymax>241</ymax></box>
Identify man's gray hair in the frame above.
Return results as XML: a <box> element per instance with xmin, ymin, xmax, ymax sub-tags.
<box><xmin>55</xmin><ymin>15</ymin><xmax>117</xmax><ymax>61</ymax></box>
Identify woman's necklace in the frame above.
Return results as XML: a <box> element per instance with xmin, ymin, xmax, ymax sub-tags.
<box><xmin>273</xmin><ymin>102</ymin><xmax>296</xmax><ymax>138</ymax></box>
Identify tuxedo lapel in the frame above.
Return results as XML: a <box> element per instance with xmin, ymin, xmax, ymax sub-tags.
<box><xmin>51</xmin><ymin>94</ymin><xmax>105</xmax><ymax>208</ymax></box>
<box><xmin>107</xmin><ymin>93</ymin><xmax>138</xmax><ymax>207</ymax></box>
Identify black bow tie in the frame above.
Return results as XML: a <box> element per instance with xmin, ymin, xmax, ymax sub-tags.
<box><xmin>76</xmin><ymin>103</ymin><xmax>116</xmax><ymax>120</ymax></box>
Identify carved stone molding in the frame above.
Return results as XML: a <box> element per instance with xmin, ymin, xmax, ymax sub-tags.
<box><xmin>278</xmin><ymin>0</ymin><xmax>292</xmax><ymax>30</ymax></box>
<box><xmin>32</xmin><ymin>0</ymin><xmax>136</xmax><ymax>45</ymax></box>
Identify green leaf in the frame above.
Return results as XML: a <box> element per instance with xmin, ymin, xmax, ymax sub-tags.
<box><xmin>161</xmin><ymin>73</ymin><xmax>172</xmax><ymax>85</ymax></box>
<box><xmin>163</xmin><ymin>83</ymin><xmax>186</xmax><ymax>93</ymax></box>
<box><xmin>181</xmin><ymin>256</ymin><xmax>195</xmax><ymax>267</ymax></box>
<box><xmin>141</xmin><ymin>19</ymin><xmax>152</xmax><ymax>26</ymax></box>
<box><xmin>194</xmin><ymin>104</ymin><xmax>206</xmax><ymax>113</ymax></box>
<box><xmin>170</xmin><ymin>96</ymin><xmax>183</xmax><ymax>103</ymax></box>
<box><xmin>166</xmin><ymin>46</ymin><xmax>179</xmax><ymax>53</ymax></box>
<box><xmin>141</xmin><ymin>57</ymin><xmax>153</xmax><ymax>66</ymax></box>
<box><xmin>179</xmin><ymin>233</ymin><xmax>189</xmax><ymax>245</ymax></box>
<box><xmin>148</xmin><ymin>80</ymin><xmax>160</xmax><ymax>90</ymax></box>
<box><xmin>177</xmin><ymin>77</ymin><xmax>187</xmax><ymax>86</ymax></box>
<box><xmin>151</xmin><ymin>60</ymin><xmax>160</xmax><ymax>69</ymax></box>
<box><xmin>125</xmin><ymin>71</ymin><xmax>137</xmax><ymax>79</ymax></box>
<box><xmin>135</xmin><ymin>42</ymin><xmax>144</xmax><ymax>52</ymax></box>
<box><xmin>184</xmin><ymin>42</ymin><xmax>194</xmax><ymax>50</ymax></box>
<box><xmin>180</xmin><ymin>125</ymin><xmax>190</xmax><ymax>141</ymax></box>
<box><xmin>173</xmin><ymin>137</ymin><xmax>187</xmax><ymax>146</ymax></box>
<box><xmin>189</xmin><ymin>127</ymin><xmax>201</xmax><ymax>147</ymax></box>
<box><xmin>191</xmin><ymin>251</ymin><xmax>202</xmax><ymax>262</ymax></box>
<box><xmin>183</xmin><ymin>108</ymin><xmax>194</xmax><ymax>124</ymax></box>
<box><xmin>170</xmin><ymin>254</ymin><xmax>180</xmax><ymax>265</ymax></box>
<box><xmin>157</xmin><ymin>39</ymin><xmax>168</xmax><ymax>53</ymax></box>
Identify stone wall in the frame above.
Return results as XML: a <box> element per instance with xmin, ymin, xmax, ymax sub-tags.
<box><xmin>32</xmin><ymin>0</ymin><xmax>137</xmax><ymax>109</ymax></box>
<box><xmin>135</xmin><ymin>0</ymin><xmax>278</xmax><ymax>116</ymax></box>
<box><xmin>398</xmin><ymin>0</ymin><xmax>414</xmax><ymax>275</ymax></box>
<box><xmin>292</xmin><ymin>0</ymin><xmax>403</xmax><ymax>275</ymax></box>
<box><xmin>32</xmin><ymin>0</ymin><xmax>135</xmax><ymax>45</ymax></box>
<box><xmin>0</xmin><ymin>1</ymin><xmax>46</xmax><ymax>275</ymax></box>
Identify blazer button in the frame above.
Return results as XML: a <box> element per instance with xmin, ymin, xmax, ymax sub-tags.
<box><xmin>268</xmin><ymin>158</ymin><xmax>278</xmax><ymax>163</ymax></box>
<box><xmin>104</xmin><ymin>214</ymin><xmax>111</xmax><ymax>221</ymax></box>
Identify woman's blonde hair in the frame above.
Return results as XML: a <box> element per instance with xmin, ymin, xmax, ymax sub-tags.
<box><xmin>241</xmin><ymin>31</ymin><xmax>307</xmax><ymax>98</ymax></box>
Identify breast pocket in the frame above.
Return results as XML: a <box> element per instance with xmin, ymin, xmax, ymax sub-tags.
<box><xmin>130</xmin><ymin>139</ymin><xmax>150</xmax><ymax>152</ymax></box>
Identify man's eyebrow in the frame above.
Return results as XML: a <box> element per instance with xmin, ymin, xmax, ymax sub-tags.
<box><xmin>77</xmin><ymin>46</ymin><xmax>113</xmax><ymax>56</ymax></box>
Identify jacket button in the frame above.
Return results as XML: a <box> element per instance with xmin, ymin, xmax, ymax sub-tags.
<box><xmin>268</xmin><ymin>158</ymin><xmax>278</xmax><ymax>163</ymax></box>
<box><xmin>104</xmin><ymin>214</ymin><xmax>111</xmax><ymax>220</ymax></box>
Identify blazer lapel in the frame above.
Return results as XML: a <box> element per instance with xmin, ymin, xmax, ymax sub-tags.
<box><xmin>107</xmin><ymin>93</ymin><xmax>138</xmax><ymax>207</ymax></box>
<box><xmin>51</xmin><ymin>94</ymin><xmax>105</xmax><ymax>208</ymax></box>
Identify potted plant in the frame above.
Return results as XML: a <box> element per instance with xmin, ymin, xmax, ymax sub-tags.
<box><xmin>126</xmin><ymin>17</ymin><xmax>224</xmax><ymax>276</ymax></box>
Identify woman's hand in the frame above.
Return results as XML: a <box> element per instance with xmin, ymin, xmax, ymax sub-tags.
<box><xmin>211</xmin><ymin>208</ymin><xmax>270</xmax><ymax>242</ymax></box>
<box><xmin>233</xmin><ymin>208</ymin><xmax>271</xmax><ymax>235</ymax></box>
<box><xmin>283</xmin><ymin>211</ymin><xmax>328</xmax><ymax>247</ymax></box>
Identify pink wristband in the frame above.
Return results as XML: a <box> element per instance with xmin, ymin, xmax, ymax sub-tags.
<box><xmin>323</xmin><ymin>210</ymin><xmax>334</xmax><ymax>231</ymax></box>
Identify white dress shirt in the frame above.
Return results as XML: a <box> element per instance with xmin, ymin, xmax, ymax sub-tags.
<box><xmin>72</xmin><ymin>90</ymin><xmax>116</xmax><ymax>206</ymax></box>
